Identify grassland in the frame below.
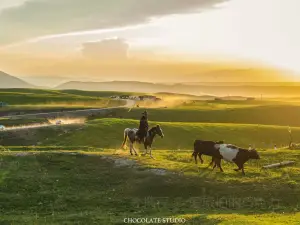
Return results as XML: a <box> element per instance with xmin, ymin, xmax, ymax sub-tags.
<box><xmin>0</xmin><ymin>149</ymin><xmax>299</xmax><ymax>224</ymax></box>
<box><xmin>113</xmin><ymin>103</ymin><xmax>300</xmax><ymax>127</ymax></box>
<box><xmin>0</xmin><ymin>89</ymin><xmax>125</xmax><ymax>114</ymax></box>
<box><xmin>1</xmin><ymin>89</ymin><xmax>300</xmax><ymax>224</ymax></box>
<box><xmin>1</xmin><ymin>118</ymin><xmax>298</xmax><ymax>149</ymax></box>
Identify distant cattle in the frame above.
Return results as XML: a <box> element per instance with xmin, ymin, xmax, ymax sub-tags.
<box><xmin>120</xmin><ymin>95</ymin><xmax>130</xmax><ymax>99</ymax></box>
<box><xmin>56</xmin><ymin>120</ymin><xmax>62</xmax><ymax>125</ymax></box>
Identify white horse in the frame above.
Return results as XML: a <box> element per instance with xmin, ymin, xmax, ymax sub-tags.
<box><xmin>121</xmin><ymin>125</ymin><xmax>164</xmax><ymax>158</ymax></box>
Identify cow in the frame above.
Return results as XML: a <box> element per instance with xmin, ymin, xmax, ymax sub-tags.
<box><xmin>214</xmin><ymin>144</ymin><xmax>260</xmax><ymax>175</ymax></box>
<box><xmin>192</xmin><ymin>140</ymin><xmax>224</xmax><ymax>166</ymax></box>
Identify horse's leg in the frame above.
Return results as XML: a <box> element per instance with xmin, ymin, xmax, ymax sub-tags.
<box><xmin>144</xmin><ymin>142</ymin><xmax>148</xmax><ymax>155</ymax></box>
<box><xmin>129</xmin><ymin>142</ymin><xmax>133</xmax><ymax>155</ymax></box>
<box><xmin>132</xmin><ymin>142</ymin><xmax>138</xmax><ymax>156</ymax></box>
<box><xmin>141</xmin><ymin>147</ymin><xmax>146</xmax><ymax>156</ymax></box>
<box><xmin>149</xmin><ymin>146</ymin><xmax>154</xmax><ymax>159</ymax></box>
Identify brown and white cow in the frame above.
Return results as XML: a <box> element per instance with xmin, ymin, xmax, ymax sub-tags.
<box><xmin>213</xmin><ymin>144</ymin><xmax>260</xmax><ymax>175</ymax></box>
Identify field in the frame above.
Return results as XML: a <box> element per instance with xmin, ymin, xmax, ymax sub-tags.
<box><xmin>1</xmin><ymin>89</ymin><xmax>300</xmax><ymax>224</ymax></box>
<box><xmin>0</xmin><ymin>89</ymin><xmax>125</xmax><ymax>116</ymax></box>
<box><xmin>1</xmin><ymin>150</ymin><xmax>300</xmax><ymax>224</ymax></box>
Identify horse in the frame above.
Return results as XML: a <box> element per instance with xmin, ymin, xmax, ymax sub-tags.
<box><xmin>121</xmin><ymin>125</ymin><xmax>164</xmax><ymax>158</ymax></box>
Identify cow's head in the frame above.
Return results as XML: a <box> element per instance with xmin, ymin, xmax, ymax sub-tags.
<box><xmin>248</xmin><ymin>149</ymin><xmax>260</xmax><ymax>159</ymax></box>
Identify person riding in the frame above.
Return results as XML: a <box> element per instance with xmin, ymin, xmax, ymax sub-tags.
<box><xmin>136</xmin><ymin>111</ymin><xmax>149</xmax><ymax>143</ymax></box>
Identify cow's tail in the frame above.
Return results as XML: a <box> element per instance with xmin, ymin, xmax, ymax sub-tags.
<box><xmin>121</xmin><ymin>129</ymin><xmax>128</xmax><ymax>149</ymax></box>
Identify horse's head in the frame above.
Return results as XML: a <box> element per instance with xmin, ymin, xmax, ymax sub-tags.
<box><xmin>155</xmin><ymin>125</ymin><xmax>164</xmax><ymax>138</ymax></box>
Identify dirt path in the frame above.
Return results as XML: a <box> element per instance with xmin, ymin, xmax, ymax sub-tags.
<box><xmin>0</xmin><ymin>100</ymin><xmax>136</xmax><ymax>120</ymax></box>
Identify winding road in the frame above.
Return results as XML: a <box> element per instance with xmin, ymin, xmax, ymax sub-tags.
<box><xmin>0</xmin><ymin>100</ymin><xmax>136</xmax><ymax>131</ymax></box>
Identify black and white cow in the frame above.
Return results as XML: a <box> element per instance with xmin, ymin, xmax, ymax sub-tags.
<box><xmin>213</xmin><ymin>144</ymin><xmax>260</xmax><ymax>175</ymax></box>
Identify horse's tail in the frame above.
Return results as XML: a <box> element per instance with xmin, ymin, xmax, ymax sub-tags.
<box><xmin>121</xmin><ymin>129</ymin><xmax>129</xmax><ymax>149</ymax></box>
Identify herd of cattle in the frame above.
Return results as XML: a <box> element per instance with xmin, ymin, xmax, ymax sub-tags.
<box><xmin>192</xmin><ymin>140</ymin><xmax>260</xmax><ymax>175</ymax></box>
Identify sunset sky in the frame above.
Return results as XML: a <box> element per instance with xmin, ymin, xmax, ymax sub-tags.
<box><xmin>0</xmin><ymin>0</ymin><xmax>299</xmax><ymax>85</ymax></box>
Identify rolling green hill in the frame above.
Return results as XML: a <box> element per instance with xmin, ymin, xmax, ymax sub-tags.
<box><xmin>0</xmin><ymin>89</ymin><xmax>124</xmax><ymax>116</ymax></box>
<box><xmin>113</xmin><ymin>104</ymin><xmax>300</xmax><ymax>127</ymax></box>
<box><xmin>1</xmin><ymin>118</ymin><xmax>297</xmax><ymax>149</ymax></box>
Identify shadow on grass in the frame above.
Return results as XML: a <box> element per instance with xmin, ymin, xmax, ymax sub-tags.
<box><xmin>0</xmin><ymin>153</ymin><xmax>299</xmax><ymax>225</ymax></box>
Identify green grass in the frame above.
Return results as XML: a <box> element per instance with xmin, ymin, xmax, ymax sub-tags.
<box><xmin>0</xmin><ymin>88</ymin><xmax>123</xmax><ymax>107</ymax></box>
<box><xmin>113</xmin><ymin>104</ymin><xmax>300</xmax><ymax>127</ymax></box>
<box><xmin>0</xmin><ymin>149</ymin><xmax>299</xmax><ymax>224</ymax></box>
<box><xmin>2</xmin><ymin>89</ymin><xmax>300</xmax><ymax>224</ymax></box>
<box><xmin>177</xmin><ymin>99</ymin><xmax>290</xmax><ymax>109</ymax></box>
<box><xmin>1</xmin><ymin>118</ymin><xmax>298</xmax><ymax>149</ymax></box>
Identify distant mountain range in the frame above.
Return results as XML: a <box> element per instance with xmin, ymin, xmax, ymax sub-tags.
<box><xmin>0</xmin><ymin>71</ymin><xmax>34</xmax><ymax>89</ymax></box>
<box><xmin>2</xmin><ymin>71</ymin><xmax>300</xmax><ymax>97</ymax></box>
<box><xmin>56</xmin><ymin>80</ymin><xmax>300</xmax><ymax>97</ymax></box>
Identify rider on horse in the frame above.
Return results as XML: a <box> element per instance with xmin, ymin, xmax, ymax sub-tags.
<box><xmin>136</xmin><ymin>111</ymin><xmax>149</xmax><ymax>143</ymax></box>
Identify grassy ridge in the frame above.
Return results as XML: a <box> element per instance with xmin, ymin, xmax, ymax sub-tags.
<box><xmin>114</xmin><ymin>104</ymin><xmax>300</xmax><ymax>127</ymax></box>
<box><xmin>0</xmin><ymin>150</ymin><xmax>299</xmax><ymax>224</ymax></box>
<box><xmin>59</xmin><ymin>89</ymin><xmax>143</xmax><ymax>97</ymax></box>
<box><xmin>1</xmin><ymin>118</ymin><xmax>298</xmax><ymax>149</ymax></box>
<box><xmin>0</xmin><ymin>89</ymin><xmax>123</xmax><ymax>106</ymax></box>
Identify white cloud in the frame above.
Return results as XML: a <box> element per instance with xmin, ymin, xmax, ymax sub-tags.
<box><xmin>0</xmin><ymin>0</ymin><xmax>26</xmax><ymax>11</ymax></box>
<box><xmin>0</xmin><ymin>0</ymin><xmax>226</xmax><ymax>45</ymax></box>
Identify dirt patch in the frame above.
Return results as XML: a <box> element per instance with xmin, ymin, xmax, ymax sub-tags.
<box><xmin>148</xmin><ymin>168</ymin><xmax>168</xmax><ymax>176</ymax></box>
<box><xmin>113</xmin><ymin>158</ymin><xmax>137</xmax><ymax>167</ymax></box>
<box><xmin>14</xmin><ymin>152</ymin><xmax>33</xmax><ymax>157</ymax></box>
<box><xmin>47</xmin><ymin>117</ymin><xmax>86</xmax><ymax>125</ymax></box>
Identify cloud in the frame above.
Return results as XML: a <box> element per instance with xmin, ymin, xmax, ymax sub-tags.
<box><xmin>0</xmin><ymin>0</ymin><xmax>227</xmax><ymax>45</ymax></box>
<box><xmin>0</xmin><ymin>0</ymin><xmax>26</xmax><ymax>11</ymax></box>
<box><xmin>81</xmin><ymin>38</ymin><xmax>129</xmax><ymax>61</ymax></box>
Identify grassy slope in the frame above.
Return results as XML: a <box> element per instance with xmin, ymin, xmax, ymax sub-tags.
<box><xmin>1</xmin><ymin>118</ymin><xmax>299</xmax><ymax>149</ymax></box>
<box><xmin>114</xmin><ymin>103</ymin><xmax>300</xmax><ymax>127</ymax></box>
<box><xmin>0</xmin><ymin>89</ymin><xmax>123</xmax><ymax>107</ymax></box>
<box><xmin>0</xmin><ymin>150</ymin><xmax>299</xmax><ymax>224</ymax></box>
